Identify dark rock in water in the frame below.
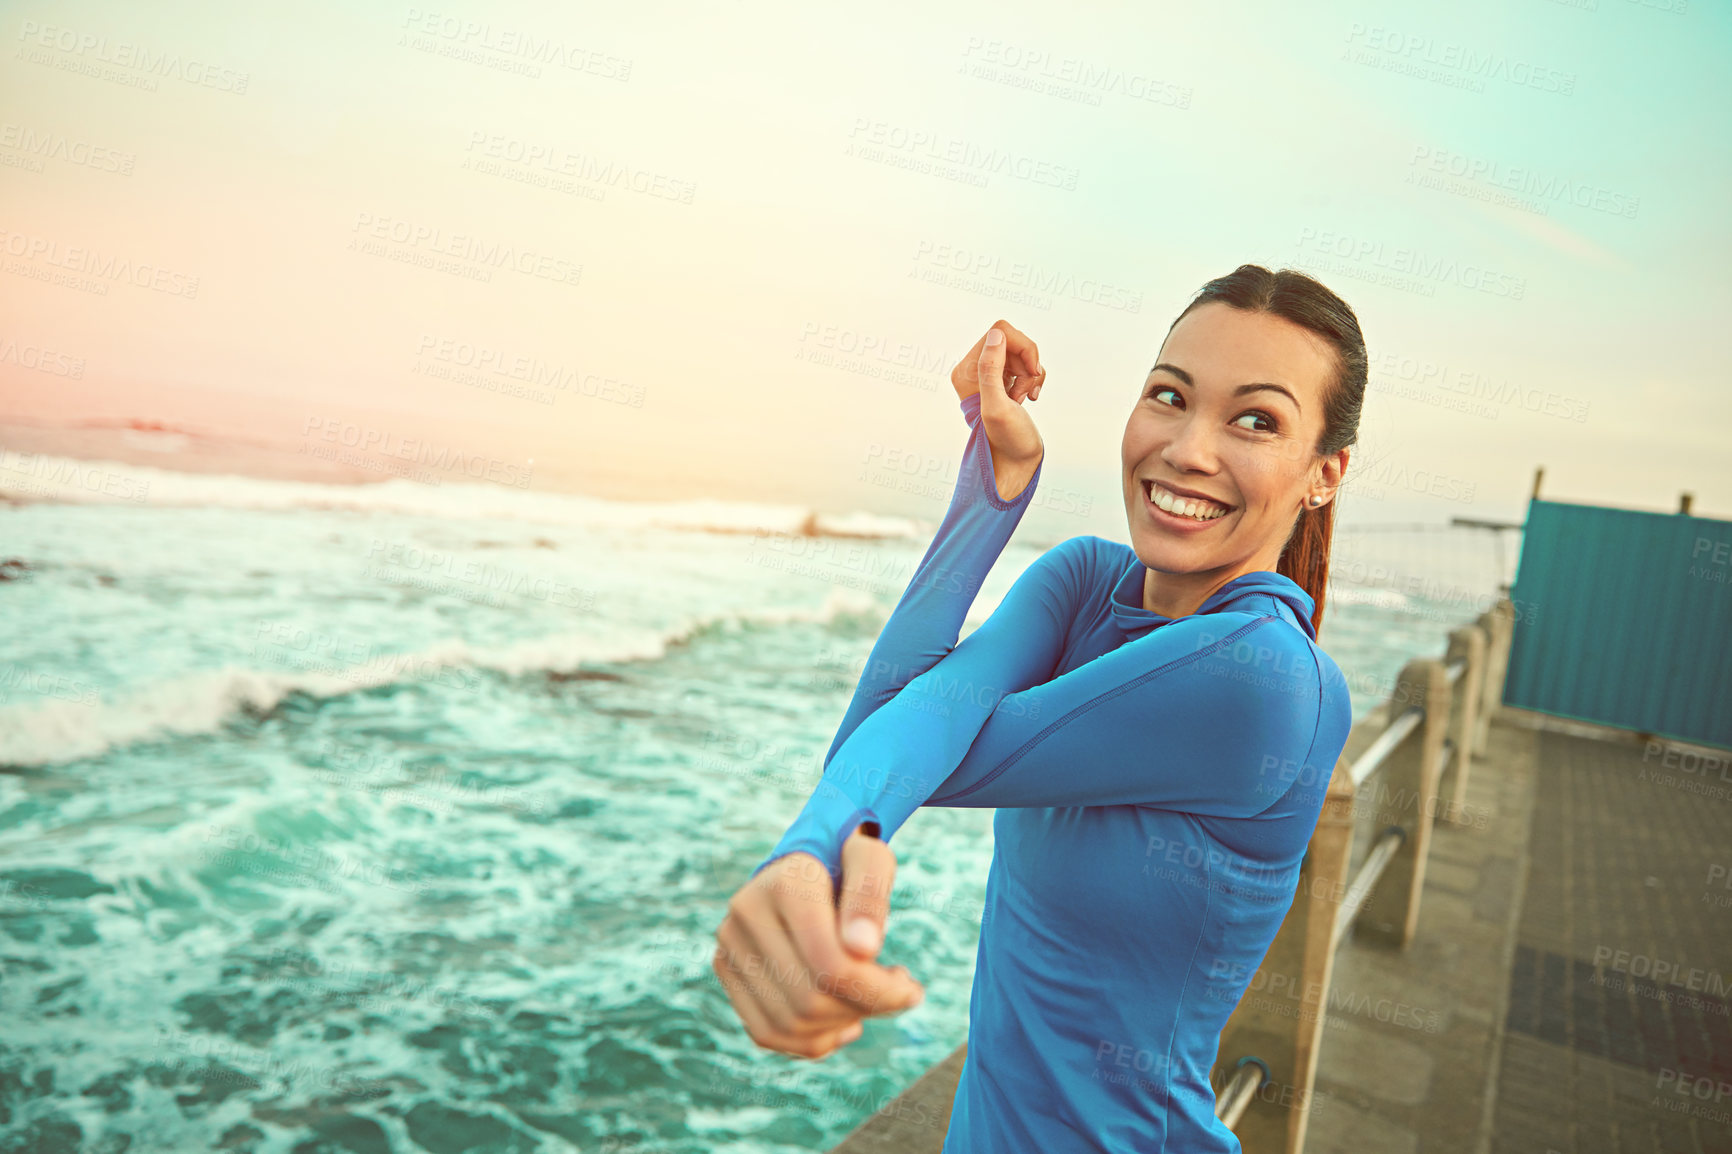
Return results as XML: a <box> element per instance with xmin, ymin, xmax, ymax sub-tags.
<box><xmin>547</xmin><ymin>669</ymin><xmax>624</xmax><ymax>683</ymax></box>
<box><xmin>0</xmin><ymin>1114</ymin><xmax>82</xmax><ymax>1154</ymax></box>
<box><xmin>287</xmin><ymin>1113</ymin><xmax>392</xmax><ymax>1154</ymax></box>
<box><xmin>217</xmin><ymin>1122</ymin><xmax>266</xmax><ymax>1151</ymax></box>
<box><xmin>0</xmin><ymin>869</ymin><xmax>114</xmax><ymax>902</ymax></box>
<box><xmin>579</xmin><ymin>1039</ymin><xmax>668</xmax><ymax>1096</ymax></box>
<box><xmin>513</xmin><ymin>1110</ymin><xmax>598</xmax><ymax>1148</ymax></box>
<box><xmin>404</xmin><ymin>1101</ymin><xmax>542</xmax><ymax>1153</ymax></box>
<box><xmin>0</xmin><ymin>559</ymin><xmax>29</xmax><ymax>582</ymax></box>
<box><xmin>81</xmin><ymin>1070</ymin><xmax>134</xmax><ymax>1114</ymax></box>
<box><xmin>172</xmin><ymin>989</ymin><xmax>297</xmax><ymax>1047</ymax></box>
<box><xmin>0</xmin><ymin>1059</ymin><xmax>55</xmax><ymax>1126</ymax></box>
<box><xmin>172</xmin><ymin>1062</ymin><xmax>260</xmax><ymax>1113</ymax></box>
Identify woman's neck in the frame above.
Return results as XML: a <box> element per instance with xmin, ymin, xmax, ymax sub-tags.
<box><xmin>1140</xmin><ymin>549</ymin><xmax>1283</xmax><ymax>619</ymax></box>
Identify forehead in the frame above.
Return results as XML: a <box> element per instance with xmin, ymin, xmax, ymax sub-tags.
<box><xmin>1155</xmin><ymin>303</ymin><xmax>1336</xmax><ymax>403</ymax></box>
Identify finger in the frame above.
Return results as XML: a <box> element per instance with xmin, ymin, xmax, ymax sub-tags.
<box><xmin>838</xmin><ymin>822</ymin><xmax>895</xmax><ymax>961</ymax></box>
<box><xmin>759</xmin><ymin>851</ymin><xmax>924</xmax><ymax>1017</ymax></box>
<box><xmin>740</xmin><ymin>862</ymin><xmax>864</xmax><ymax>1034</ymax></box>
<box><xmin>777</xmin><ymin>878</ymin><xmax>925</xmax><ymax>1018</ymax></box>
<box><xmin>714</xmin><ymin>928</ymin><xmax>793</xmax><ymax>1046</ymax></box>
<box><xmin>995</xmin><ymin>319</ymin><xmax>1042</xmax><ymax>381</ymax></box>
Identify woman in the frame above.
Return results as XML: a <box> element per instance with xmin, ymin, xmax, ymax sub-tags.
<box><xmin>714</xmin><ymin>264</ymin><xmax>1361</xmax><ymax>1151</ymax></box>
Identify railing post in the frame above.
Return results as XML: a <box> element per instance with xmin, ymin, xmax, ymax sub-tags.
<box><xmin>1473</xmin><ymin>598</ymin><xmax>1515</xmax><ymax>757</ymax></box>
<box><xmin>1440</xmin><ymin>625</ymin><xmax>1486</xmax><ymax>826</ymax></box>
<box><xmin>1214</xmin><ymin>757</ymin><xmax>1356</xmax><ymax>1153</ymax></box>
<box><xmin>1354</xmin><ymin>658</ymin><xmax>1449</xmax><ymax>949</ymax></box>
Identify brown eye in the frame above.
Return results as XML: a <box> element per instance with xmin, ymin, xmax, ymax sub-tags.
<box><xmin>1232</xmin><ymin>411</ymin><xmax>1277</xmax><ymax>433</ymax></box>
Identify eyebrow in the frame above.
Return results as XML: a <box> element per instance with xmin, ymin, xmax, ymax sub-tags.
<box><xmin>1148</xmin><ymin>363</ymin><xmax>1302</xmax><ymax>413</ymax></box>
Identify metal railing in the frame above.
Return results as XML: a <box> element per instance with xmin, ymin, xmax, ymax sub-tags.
<box><xmin>1211</xmin><ymin>598</ymin><xmax>1513</xmax><ymax>1150</ymax></box>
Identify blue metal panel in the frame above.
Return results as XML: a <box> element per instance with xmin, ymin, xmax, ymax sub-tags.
<box><xmin>1505</xmin><ymin>498</ymin><xmax>1732</xmax><ymax>751</ymax></box>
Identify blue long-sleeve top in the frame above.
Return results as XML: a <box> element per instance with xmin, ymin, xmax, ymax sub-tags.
<box><xmin>752</xmin><ymin>392</ymin><xmax>1354</xmax><ymax>1153</ymax></box>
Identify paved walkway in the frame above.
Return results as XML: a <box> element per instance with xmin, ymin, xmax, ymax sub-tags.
<box><xmin>1489</xmin><ymin>723</ymin><xmax>1732</xmax><ymax>1154</ymax></box>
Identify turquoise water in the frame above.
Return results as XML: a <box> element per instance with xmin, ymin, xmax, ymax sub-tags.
<box><xmin>0</xmin><ymin>470</ymin><xmax>1491</xmax><ymax>1153</ymax></box>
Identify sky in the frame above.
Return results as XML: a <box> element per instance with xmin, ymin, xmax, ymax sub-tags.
<box><xmin>2</xmin><ymin>0</ymin><xmax>1729</xmax><ymax>542</ymax></box>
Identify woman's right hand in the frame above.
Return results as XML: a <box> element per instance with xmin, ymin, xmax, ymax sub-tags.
<box><xmin>951</xmin><ymin>321</ymin><xmax>1045</xmax><ymax>501</ymax></box>
<box><xmin>713</xmin><ymin>824</ymin><xmax>926</xmax><ymax>1060</ymax></box>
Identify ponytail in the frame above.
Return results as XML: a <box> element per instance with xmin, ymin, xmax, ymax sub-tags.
<box><xmin>1278</xmin><ymin>499</ymin><xmax>1335</xmax><ymax>636</ymax></box>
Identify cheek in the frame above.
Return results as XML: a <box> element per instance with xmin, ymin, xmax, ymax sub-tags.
<box><xmin>1122</xmin><ymin>414</ymin><xmax>1158</xmax><ymax>467</ymax></box>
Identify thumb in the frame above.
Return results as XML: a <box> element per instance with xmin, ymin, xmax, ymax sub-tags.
<box><xmin>977</xmin><ymin>327</ymin><xmax>1010</xmax><ymax>412</ymax></box>
<box><xmin>837</xmin><ymin>822</ymin><xmax>894</xmax><ymax>960</ymax></box>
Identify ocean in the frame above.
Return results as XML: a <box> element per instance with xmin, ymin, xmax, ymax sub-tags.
<box><xmin>0</xmin><ymin>456</ymin><xmax>1499</xmax><ymax>1154</ymax></box>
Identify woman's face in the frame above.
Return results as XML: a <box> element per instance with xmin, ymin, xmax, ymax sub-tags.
<box><xmin>1121</xmin><ymin>301</ymin><xmax>1348</xmax><ymax>580</ymax></box>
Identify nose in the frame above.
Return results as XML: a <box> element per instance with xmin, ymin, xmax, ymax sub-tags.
<box><xmin>1159</xmin><ymin>412</ymin><xmax>1221</xmax><ymax>476</ymax></box>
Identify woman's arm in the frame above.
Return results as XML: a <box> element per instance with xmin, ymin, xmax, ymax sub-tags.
<box><xmin>925</xmin><ymin>615</ymin><xmax>1351</xmax><ymax>813</ymax></box>
<box><xmin>753</xmin><ymin>533</ymin><xmax>1091</xmax><ymax>886</ymax></box>
<box><xmin>822</xmin><ymin>389</ymin><xmax>1044</xmax><ymax>769</ymax></box>
<box><xmin>756</xmin><ymin>591</ymin><xmax>1351</xmax><ymax>887</ymax></box>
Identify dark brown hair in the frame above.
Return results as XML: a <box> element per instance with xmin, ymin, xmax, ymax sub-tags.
<box><xmin>1163</xmin><ymin>264</ymin><xmax>1366</xmax><ymax>634</ymax></box>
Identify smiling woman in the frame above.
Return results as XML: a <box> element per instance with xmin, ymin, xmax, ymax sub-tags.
<box><xmin>716</xmin><ymin>265</ymin><xmax>1368</xmax><ymax>1153</ymax></box>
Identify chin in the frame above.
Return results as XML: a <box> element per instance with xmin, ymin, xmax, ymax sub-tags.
<box><xmin>1124</xmin><ymin>516</ymin><xmax>1214</xmax><ymax>575</ymax></box>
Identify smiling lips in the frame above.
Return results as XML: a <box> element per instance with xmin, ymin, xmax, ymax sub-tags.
<box><xmin>1141</xmin><ymin>479</ymin><xmax>1234</xmax><ymax>523</ymax></box>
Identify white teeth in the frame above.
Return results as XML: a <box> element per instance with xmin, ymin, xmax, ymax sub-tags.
<box><xmin>1145</xmin><ymin>481</ymin><xmax>1229</xmax><ymax>522</ymax></box>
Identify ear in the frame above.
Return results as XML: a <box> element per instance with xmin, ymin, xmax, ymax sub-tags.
<box><xmin>1314</xmin><ymin>446</ymin><xmax>1350</xmax><ymax>507</ymax></box>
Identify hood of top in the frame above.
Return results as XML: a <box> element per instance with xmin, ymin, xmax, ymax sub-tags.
<box><xmin>1109</xmin><ymin>556</ymin><xmax>1318</xmax><ymax>642</ymax></box>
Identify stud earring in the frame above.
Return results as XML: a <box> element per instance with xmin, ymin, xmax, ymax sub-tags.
<box><xmin>1308</xmin><ymin>495</ymin><xmax>1323</xmax><ymax>507</ymax></box>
